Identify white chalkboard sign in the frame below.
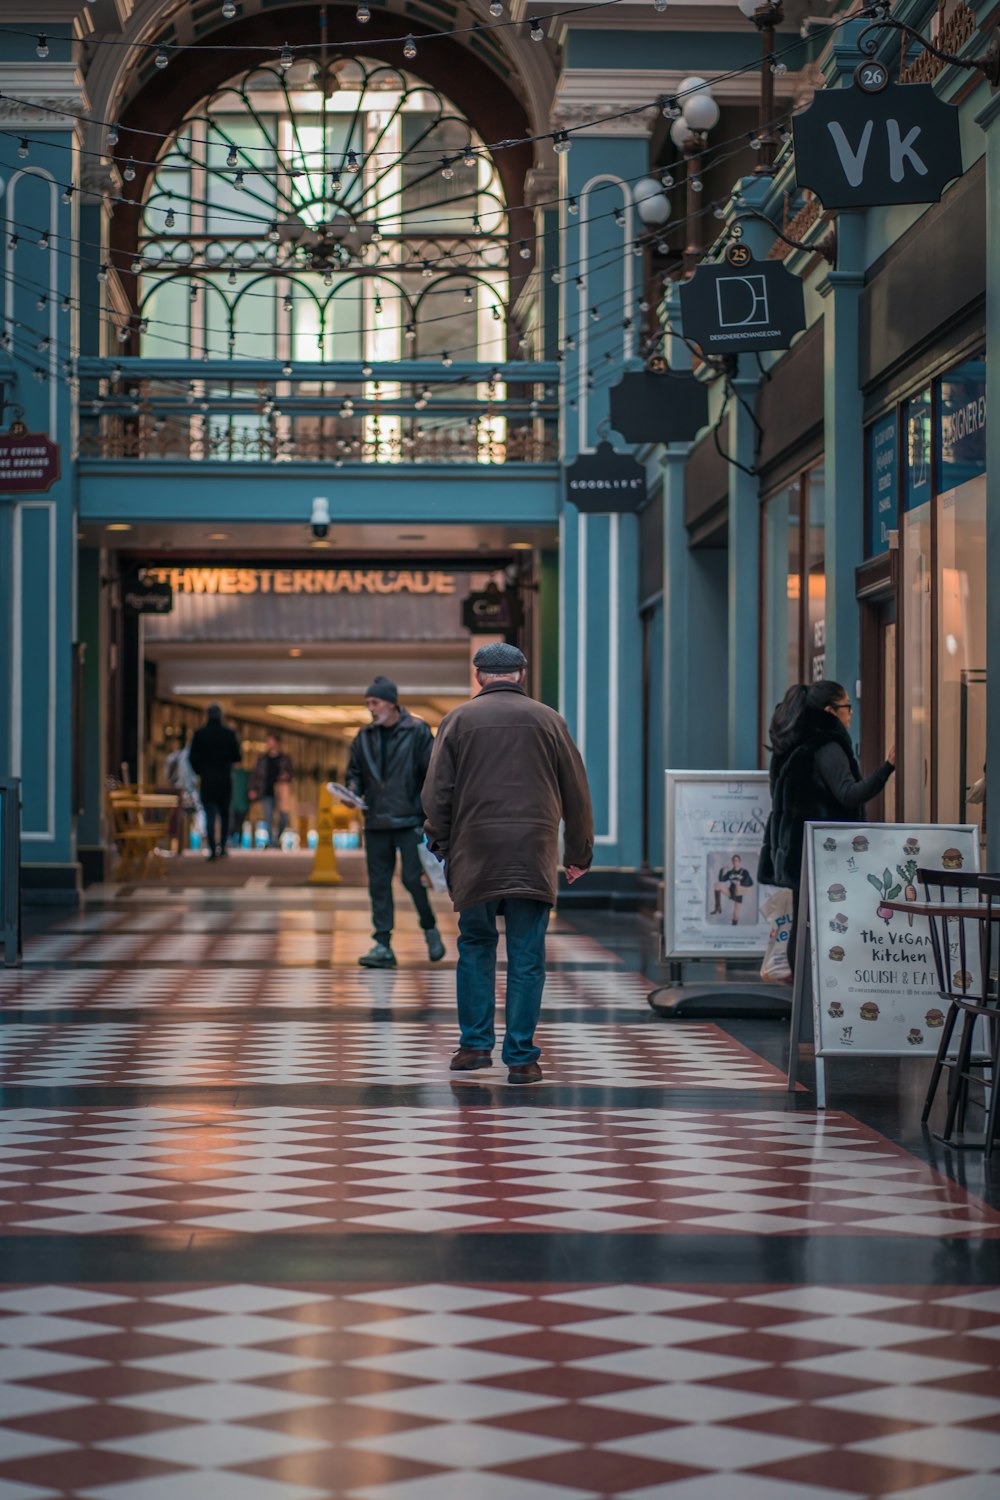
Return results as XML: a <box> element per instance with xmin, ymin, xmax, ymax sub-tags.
<box><xmin>664</xmin><ymin>772</ymin><xmax>772</xmax><ymax>959</ymax></box>
<box><xmin>805</xmin><ymin>821</ymin><xmax>980</xmax><ymax>1057</ymax></box>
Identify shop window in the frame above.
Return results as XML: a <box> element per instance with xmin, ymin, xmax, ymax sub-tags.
<box><xmin>760</xmin><ymin>463</ymin><xmax>825</xmax><ymax>751</ymax></box>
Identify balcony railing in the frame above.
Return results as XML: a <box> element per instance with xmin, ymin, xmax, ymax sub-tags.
<box><xmin>76</xmin><ymin>359</ymin><xmax>560</xmax><ymax>467</ymax></box>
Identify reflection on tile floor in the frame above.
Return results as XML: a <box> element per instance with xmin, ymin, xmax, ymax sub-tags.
<box><xmin>2</xmin><ymin>1282</ymin><xmax>1000</xmax><ymax>1499</ymax></box>
<box><xmin>0</xmin><ymin>1107</ymin><xmax>996</xmax><ymax>1237</ymax></box>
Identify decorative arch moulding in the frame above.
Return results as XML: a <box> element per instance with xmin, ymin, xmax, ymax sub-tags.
<box><xmin>0</xmin><ymin>62</ymin><xmax>90</xmax><ymax>127</ymax></box>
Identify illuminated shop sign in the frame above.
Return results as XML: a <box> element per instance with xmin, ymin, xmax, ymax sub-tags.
<box><xmin>939</xmin><ymin>358</ymin><xmax>986</xmax><ymax>489</ymax></box>
<box><xmin>866</xmin><ymin>414</ymin><xmax>898</xmax><ymax>556</ymax></box>
<box><xmin>143</xmin><ymin>568</ymin><xmax>457</xmax><ymax>596</ymax></box>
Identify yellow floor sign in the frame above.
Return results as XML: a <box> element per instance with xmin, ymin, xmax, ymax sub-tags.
<box><xmin>309</xmin><ymin>785</ymin><xmax>342</xmax><ymax>885</ymax></box>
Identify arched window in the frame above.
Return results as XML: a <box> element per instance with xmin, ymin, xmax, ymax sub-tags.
<box><xmin>137</xmin><ymin>56</ymin><xmax>509</xmax><ymax>364</ymax></box>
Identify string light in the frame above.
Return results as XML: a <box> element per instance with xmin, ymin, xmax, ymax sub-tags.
<box><xmin>123</xmin><ymin>159</ymin><xmax>136</xmax><ymax>181</ymax></box>
<box><xmin>371</xmin><ymin>222</ymin><xmax>382</xmax><ymax>241</ymax></box>
<box><xmin>553</xmin><ymin>131</ymin><xmax>571</xmax><ymax>154</ymax></box>
<box><xmin>267</xmin><ymin>221</ymin><xmax>280</xmax><ymax>243</ymax></box>
<box><xmin>491</xmin><ymin>305</ymin><xmax>502</xmax><ymax>321</ymax></box>
<box><xmin>36</xmin><ymin>294</ymin><xmax>47</xmax><ymax>310</ymax></box>
<box><xmin>357</xmin><ymin>1</ymin><xmax>371</xmax><ymax>20</ymax></box>
<box><xmin>462</xmin><ymin>145</ymin><xmax>477</xmax><ymax>168</ymax></box>
<box><xmin>279</xmin><ymin>42</ymin><xmax>293</xmax><ymax>70</ymax></box>
<box><xmin>154</xmin><ymin>46</ymin><xmax>169</xmax><ymax>70</ymax></box>
<box><xmin>17</xmin><ymin>139</ymin><xmax>29</xmax><ymax>160</ymax></box>
<box><xmin>590</xmin><ymin>305</ymin><xmax>600</xmax><ymax>321</ymax></box>
<box><xmin>567</xmin><ymin>196</ymin><xmax>578</xmax><ymax>215</ymax></box>
<box><xmin>518</xmin><ymin>239</ymin><xmax>531</xmax><ymax>259</ymax></box>
<box><xmin>654</xmin><ymin>0</ymin><xmax>667</xmax><ymax>10</ymax></box>
<box><xmin>463</xmin><ymin>286</ymin><xmax>474</xmax><ymax>305</ymax></box>
<box><xmin>529</xmin><ymin>18</ymin><xmax>544</xmax><ymax>40</ymax></box>
<box><xmin>330</xmin><ymin>171</ymin><xmax>342</xmax><ymax>192</ymax></box>
<box><xmin>282</xmin><ymin>361</ymin><xmax>293</xmax><ymax>376</ymax></box>
<box><xmin>36</xmin><ymin>34</ymin><xmax>48</xmax><ymax>59</ymax></box>
<box><xmin>405</xmin><ymin>323</ymin><xmax>416</xmax><ymax>343</ymax></box>
<box><xmin>490</xmin><ymin>0</ymin><xmax>504</xmax><ymax>13</ymax></box>
<box><xmin>223</xmin><ymin>0</ymin><xmax>237</xmax><ymax>16</ymax></box>
<box><xmin>107</xmin><ymin>125</ymin><xmax>119</xmax><ymax>148</ymax></box>
<box><xmin>165</xmin><ymin>208</ymin><xmax>176</xmax><ymax>228</ymax></box>
<box><xmin>403</xmin><ymin>34</ymin><xmax>417</xmax><ymax>59</ymax></box>
<box><xmin>226</xmin><ymin>145</ymin><xmax>238</xmax><ymax>168</ymax></box>
<box><xmin>440</xmin><ymin>157</ymin><xmax>454</xmax><ymax>180</ymax></box>
<box><xmin>614</xmin><ymin>207</ymin><xmax>625</xmax><ymax>227</ymax></box>
<box><xmin>233</xmin><ymin>170</ymin><xmax>246</xmax><ymax>189</ymax></box>
<box><xmin>38</xmin><ymin>233</ymin><xmax>49</xmax><ymax>251</ymax></box>
<box><xmin>131</xmin><ymin>257</ymin><xmax>142</xmax><ymax>275</ymax></box>
<box><xmin>61</xmin><ymin>185</ymin><xmax>74</xmax><ymax>204</ymax></box>
<box><xmin>441</xmin><ymin>351</ymin><xmax>452</xmax><ymax>366</ymax></box>
<box><xmin>97</xmin><ymin>263</ymin><xmax>108</xmax><ymax>283</ymax></box>
<box><xmin>373</xmin><ymin>294</ymin><xmax>382</xmax><ymax>315</ymax></box>
<box><xmin>346</xmin><ymin>150</ymin><xmax>361</xmax><ymax>172</ymax></box>
<box><xmin>61</xmin><ymin>296</ymin><xmax>70</xmax><ymax>313</ymax></box>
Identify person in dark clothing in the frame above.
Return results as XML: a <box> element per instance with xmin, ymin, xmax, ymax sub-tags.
<box><xmin>759</xmin><ymin>680</ymin><xmax>895</xmax><ymax>971</ymax></box>
<box><xmin>250</xmin><ymin>734</ymin><xmax>293</xmax><ymax>848</ymax></box>
<box><xmin>713</xmin><ymin>855</ymin><xmax>753</xmax><ymax>925</ymax></box>
<box><xmin>188</xmin><ymin>705</ymin><xmax>242</xmax><ymax>862</ymax></box>
<box><xmin>343</xmin><ymin>675</ymin><xmax>444</xmax><ymax>969</ymax></box>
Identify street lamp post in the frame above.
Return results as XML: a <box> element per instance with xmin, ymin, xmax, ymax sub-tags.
<box><xmin>668</xmin><ymin>78</ymin><xmax>719</xmax><ymax>276</ymax></box>
<box><xmin>739</xmin><ymin>0</ymin><xmax>785</xmax><ymax>174</ymax></box>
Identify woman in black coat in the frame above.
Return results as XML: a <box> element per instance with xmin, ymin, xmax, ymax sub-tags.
<box><xmin>759</xmin><ymin>680</ymin><xmax>895</xmax><ymax>971</ymax></box>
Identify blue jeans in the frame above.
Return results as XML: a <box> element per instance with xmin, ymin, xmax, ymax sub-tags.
<box><xmin>457</xmin><ymin>899</ymin><xmax>550</xmax><ymax>1067</ymax></box>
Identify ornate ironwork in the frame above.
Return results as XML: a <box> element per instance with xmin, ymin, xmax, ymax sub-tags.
<box><xmin>859</xmin><ymin>11</ymin><xmax>1000</xmax><ymax>89</ymax></box>
<box><xmin>137</xmin><ymin>55</ymin><xmax>511</xmax><ymax>358</ymax></box>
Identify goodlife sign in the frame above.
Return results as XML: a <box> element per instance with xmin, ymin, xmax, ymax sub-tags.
<box><xmin>679</xmin><ymin>247</ymin><xmax>805</xmax><ymax>357</ymax></box>
<box><xmin>564</xmin><ymin>441</ymin><xmax>645</xmax><ymax>512</ymax></box>
<box><xmin>793</xmin><ymin>72</ymin><xmax>962</xmax><ymax>210</ymax></box>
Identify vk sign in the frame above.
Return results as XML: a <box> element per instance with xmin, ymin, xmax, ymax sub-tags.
<box><xmin>793</xmin><ymin>81</ymin><xmax>962</xmax><ymax>210</ymax></box>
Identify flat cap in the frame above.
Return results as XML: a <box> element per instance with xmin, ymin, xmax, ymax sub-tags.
<box><xmin>473</xmin><ymin>642</ymin><xmax>527</xmax><ymax>672</ymax></box>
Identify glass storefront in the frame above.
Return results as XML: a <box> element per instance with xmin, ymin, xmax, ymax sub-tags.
<box><xmin>866</xmin><ymin>355</ymin><xmax>986</xmax><ymax>830</ymax></box>
<box><xmin>760</xmin><ymin>464</ymin><xmax>825</xmax><ymax>750</ymax></box>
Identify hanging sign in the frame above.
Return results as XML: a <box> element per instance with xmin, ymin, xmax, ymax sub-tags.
<box><xmin>608</xmin><ymin>368</ymin><xmax>709</xmax><ymax>445</ymax></box>
<box><xmin>461</xmin><ymin>586</ymin><xmax>522</xmax><ymax>634</ymax></box>
<box><xmin>564</xmin><ymin>440</ymin><xmax>645</xmax><ymax>512</ymax></box>
<box><xmin>792</xmin><ymin>72</ymin><xmax>963</xmax><ymax>210</ymax></box>
<box><xmin>124</xmin><ymin>573</ymin><xmax>174</xmax><ymax>615</ymax></box>
<box><xmin>664</xmin><ymin>772</ymin><xmax>773</xmax><ymax>959</ymax></box>
<box><xmin>0</xmin><ymin>425</ymin><xmax>60</xmax><ymax>494</ymax></box>
<box><xmin>679</xmin><ymin>247</ymin><xmax>806</xmax><ymax>357</ymax></box>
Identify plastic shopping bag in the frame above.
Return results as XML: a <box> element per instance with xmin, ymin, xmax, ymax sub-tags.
<box><xmin>417</xmin><ymin>837</ymin><xmax>448</xmax><ymax>894</ymax></box>
<box><xmin>760</xmin><ymin>887</ymin><xmax>793</xmax><ymax>982</ymax></box>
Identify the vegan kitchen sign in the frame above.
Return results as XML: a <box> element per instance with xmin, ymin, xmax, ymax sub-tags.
<box><xmin>793</xmin><ymin>64</ymin><xmax>963</xmax><ymax>210</ymax></box>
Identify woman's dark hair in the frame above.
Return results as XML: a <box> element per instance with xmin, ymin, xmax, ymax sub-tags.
<box><xmin>767</xmin><ymin>680</ymin><xmax>847</xmax><ymax>756</ymax></box>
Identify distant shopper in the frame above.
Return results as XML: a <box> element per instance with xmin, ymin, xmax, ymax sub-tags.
<box><xmin>344</xmin><ymin>676</ymin><xmax>445</xmax><ymax>969</ymax></box>
<box><xmin>759</xmin><ymin>681</ymin><xmax>895</xmax><ymax>970</ymax></box>
<box><xmin>251</xmin><ymin>733</ymin><xmax>293</xmax><ymax>848</ymax></box>
<box><xmin>422</xmin><ymin>642</ymin><xmax>593</xmax><ymax>1084</ymax></box>
<box><xmin>714</xmin><ymin>855</ymin><xmax>753</xmax><ymax>925</ymax></box>
<box><xmin>188</xmin><ymin>705</ymin><xmax>242</xmax><ymax>862</ymax></box>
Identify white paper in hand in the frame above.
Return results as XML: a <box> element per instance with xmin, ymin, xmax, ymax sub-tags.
<box><xmin>327</xmin><ymin>782</ymin><xmax>367</xmax><ymax>811</ymax></box>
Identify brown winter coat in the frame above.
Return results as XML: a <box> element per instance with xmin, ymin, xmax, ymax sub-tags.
<box><xmin>422</xmin><ymin>680</ymin><xmax>594</xmax><ymax>910</ymax></box>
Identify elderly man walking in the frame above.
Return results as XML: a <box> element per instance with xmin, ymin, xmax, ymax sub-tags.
<box><xmin>422</xmin><ymin>642</ymin><xmax>593</xmax><ymax>1084</ymax></box>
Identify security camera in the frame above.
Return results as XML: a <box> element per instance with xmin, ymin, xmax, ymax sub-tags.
<box><xmin>310</xmin><ymin>496</ymin><xmax>330</xmax><ymax>539</ymax></box>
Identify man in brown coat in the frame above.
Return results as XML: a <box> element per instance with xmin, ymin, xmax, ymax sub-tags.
<box><xmin>422</xmin><ymin>641</ymin><xmax>593</xmax><ymax>1084</ymax></box>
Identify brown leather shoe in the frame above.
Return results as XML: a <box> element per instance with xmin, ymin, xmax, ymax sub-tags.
<box><xmin>450</xmin><ymin>1047</ymin><xmax>493</xmax><ymax>1071</ymax></box>
<box><xmin>507</xmin><ymin>1062</ymin><xmax>543</xmax><ymax>1085</ymax></box>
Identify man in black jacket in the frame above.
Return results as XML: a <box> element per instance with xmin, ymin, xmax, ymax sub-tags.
<box><xmin>344</xmin><ymin>676</ymin><xmax>445</xmax><ymax>968</ymax></box>
<box><xmin>188</xmin><ymin>705</ymin><xmax>242</xmax><ymax>862</ymax></box>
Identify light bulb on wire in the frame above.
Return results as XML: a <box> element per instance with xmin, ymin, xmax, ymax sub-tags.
<box><xmin>279</xmin><ymin>42</ymin><xmax>293</xmax><ymax>70</ymax></box>
<box><xmin>529</xmin><ymin>17</ymin><xmax>544</xmax><ymax>40</ymax></box>
<box><xmin>17</xmin><ymin>139</ymin><xmax>29</xmax><ymax>160</ymax></box>
<box><xmin>403</xmin><ymin>34</ymin><xmax>417</xmax><ymax>59</ymax></box>
<box><xmin>155</xmin><ymin>46</ymin><xmax>169</xmax><ymax>69</ymax></box>
<box><xmin>36</xmin><ymin>34</ymin><xmax>48</xmax><ymax>59</ymax></box>
<box><xmin>226</xmin><ymin>145</ymin><xmax>238</xmax><ymax>168</ymax></box>
<box><xmin>490</xmin><ymin>0</ymin><xmax>504</xmax><ymax>13</ymax></box>
<box><xmin>553</xmin><ymin>131</ymin><xmax>571</xmax><ymax>154</ymax></box>
<box><xmin>357</xmin><ymin>1</ymin><xmax>370</xmax><ymax>20</ymax></box>
<box><xmin>222</xmin><ymin>0</ymin><xmax>236</xmax><ymax>16</ymax></box>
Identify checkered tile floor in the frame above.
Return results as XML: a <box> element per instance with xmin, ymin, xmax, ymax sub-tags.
<box><xmin>4</xmin><ymin>885</ymin><xmax>1000</xmax><ymax>1496</ymax></box>
<box><xmin>0</xmin><ymin>968</ymin><xmax>653</xmax><ymax>1012</ymax></box>
<box><xmin>0</xmin><ymin>1106</ymin><xmax>995</xmax><ymax>1237</ymax></box>
<box><xmin>0</xmin><ymin>1020</ymin><xmax>786</xmax><ymax>1089</ymax></box>
<box><xmin>2</xmin><ymin>1281</ymin><xmax>1000</xmax><ymax>1499</ymax></box>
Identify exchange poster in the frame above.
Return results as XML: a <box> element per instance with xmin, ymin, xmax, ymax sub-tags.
<box><xmin>806</xmin><ymin>821</ymin><xmax>981</xmax><ymax>1056</ymax></box>
<box><xmin>664</xmin><ymin>772</ymin><xmax>772</xmax><ymax>959</ymax></box>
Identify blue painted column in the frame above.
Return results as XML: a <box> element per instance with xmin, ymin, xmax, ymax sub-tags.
<box><xmin>818</xmin><ymin>214</ymin><xmax>865</xmax><ymax>709</ymax></box>
<box><xmin>726</xmin><ymin>368</ymin><xmax>762</xmax><ymax>766</ymax></box>
<box><xmin>0</xmin><ymin>37</ymin><xmax>83</xmax><ymax>899</ymax></box>
<box><xmin>661</xmin><ymin>441</ymin><xmax>693</xmax><ymax>768</ymax></box>
<box><xmin>977</xmin><ymin>92</ymin><xmax>1000</xmax><ymax>864</ymax></box>
<box><xmin>557</xmin><ymin>124</ymin><xmax>652</xmax><ymax>871</ymax></box>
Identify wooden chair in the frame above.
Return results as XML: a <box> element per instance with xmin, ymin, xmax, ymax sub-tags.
<box><xmin>106</xmin><ymin>787</ymin><xmax>175</xmax><ymax>881</ymax></box>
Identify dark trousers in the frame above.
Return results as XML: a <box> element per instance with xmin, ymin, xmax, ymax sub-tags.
<box><xmin>203</xmin><ymin>795</ymin><xmax>230</xmax><ymax>856</ymax></box>
<box><xmin>365</xmin><ymin>827</ymin><xmax>436</xmax><ymax>946</ymax></box>
<box><xmin>457</xmin><ymin>899</ymin><xmax>550</xmax><ymax>1067</ymax></box>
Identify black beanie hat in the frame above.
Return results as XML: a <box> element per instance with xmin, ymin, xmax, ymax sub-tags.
<box><xmin>365</xmin><ymin>675</ymin><xmax>398</xmax><ymax>705</ymax></box>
